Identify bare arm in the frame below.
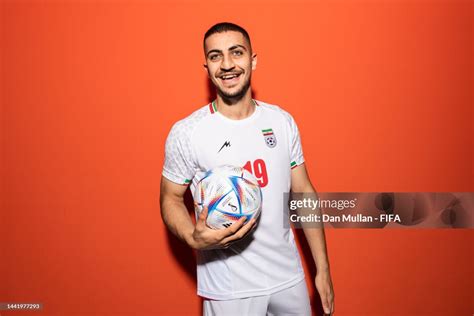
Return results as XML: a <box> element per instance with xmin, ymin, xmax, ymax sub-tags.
<box><xmin>160</xmin><ymin>176</ymin><xmax>257</xmax><ymax>250</ymax></box>
<box><xmin>291</xmin><ymin>163</ymin><xmax>335</xmax><ymax>315</ymax></box>
<box><xmin>291</xmin><ymin>164</ymin><xmax>330</xmax><ymax>272</ymax></box>
<box><xmin>160</xmin><ymin>176</ymin><xmax>196</xmax><ymax>246</ymax></box>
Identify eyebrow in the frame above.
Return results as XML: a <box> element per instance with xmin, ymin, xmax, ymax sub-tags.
<box><xmin>206</xmin><ymin>45</ymin><xmax>248</xmax><ymax>57</ymax></box>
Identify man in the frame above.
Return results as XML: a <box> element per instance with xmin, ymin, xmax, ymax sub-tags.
<box><xmin>160</xmin><ymin>22</ymin><xmax>334</xmax><ymax>316</ymax></box>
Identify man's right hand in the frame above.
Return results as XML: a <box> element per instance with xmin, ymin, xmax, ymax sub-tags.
<box><xmin>188</xmin><ymin>206</ymin><xmax>257</xmax><ymax>250</ymax></box>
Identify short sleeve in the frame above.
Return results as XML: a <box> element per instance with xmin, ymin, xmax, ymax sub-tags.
<box><xmin>287</xmin><ymin>114</ymin><xmax>305</xmax><ymax>169</ymax></box>
<box><xmin>162</xmin><ymin>122</ymin><xmax>197</xmax><ymax>185</ymax></box>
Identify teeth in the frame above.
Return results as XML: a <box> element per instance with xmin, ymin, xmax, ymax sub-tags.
<box><xmin>222</xmin><ymin>74</ymin><xmax>238</xmax><ymax>79</ymax></box>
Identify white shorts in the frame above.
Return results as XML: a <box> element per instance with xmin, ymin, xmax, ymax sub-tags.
<box><xmin>202</xmin><ymin>279</ymin><xmax>311</xmax><ymax>316</ymax></box>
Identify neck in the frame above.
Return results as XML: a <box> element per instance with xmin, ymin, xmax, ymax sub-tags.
<box><xmin>215</xmin><ymin>90</ymin><xmax>256</xmax><ymax>120</ymax></box>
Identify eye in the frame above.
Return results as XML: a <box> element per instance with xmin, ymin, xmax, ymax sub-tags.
<box><xmin>209</xmin><ymin>54</ymin><xmax>221</xmax><ymax>61</ymax></box>
<box><xmin>232</xmin><ymin>50</ymin><xmax>243</xmax><ymax>56</ymax></box>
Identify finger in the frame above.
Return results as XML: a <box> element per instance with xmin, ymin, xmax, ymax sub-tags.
<box><xmin>220</xmin><ymin>216</ymin><xmax>247</xmax><ymax>237</ymax></box>
<box><xmin>197</xmin><ymin>206</ymin><xmax>209</xmax><ymax>226</ymax></box>
<box><xmin>238</xmin><ymin>217</ymin><xmax>257</xmax><ymax>235</ymax></box>
<box><xmin>321</xmin><ymin>294</ymin><xmax>331</xmax><ymax>315</ymax></box>
<box><xmin>220</xmin><ymin>218</ymin><xmax>256</xmax><ymax>244</ymax></box>
<box><xmin>242</xmin><ymin>217</ymin><xmax>258</xmax><ymax>236</ymax></box>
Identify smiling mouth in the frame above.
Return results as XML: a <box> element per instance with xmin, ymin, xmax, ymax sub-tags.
<box><xmin>219</xmin><ymin>73</ymin><xmax>242</xmax><ymax>86</ymax></box>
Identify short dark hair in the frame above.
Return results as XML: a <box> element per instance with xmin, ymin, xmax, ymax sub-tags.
<box><xmin>203</xmin><ymin>22</ymin><xmax>252</xmax><ymax>51</ymax></box>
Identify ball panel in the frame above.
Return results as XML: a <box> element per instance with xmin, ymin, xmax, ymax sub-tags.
<box><xmin>194</xmin><ymin>165</ymin><xmax>262</xmax><ymax>230</ymax></box>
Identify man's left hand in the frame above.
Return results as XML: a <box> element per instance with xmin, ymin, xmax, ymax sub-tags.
<box><xmin>315</xmin><ymin>270</ymin><xmax>334</xmax><ymax>315</ymax></box>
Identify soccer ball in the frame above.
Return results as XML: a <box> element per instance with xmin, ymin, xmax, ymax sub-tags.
<box><xmin>194</xmin><ymin>165</ymin><xmax>262</xmax><ymax>230</ymax></box>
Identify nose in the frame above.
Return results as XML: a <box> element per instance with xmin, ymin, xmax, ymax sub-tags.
<box><xmin>220</xmin><ymin>54</ymin><xmax>235</xmax><ymax>71</ymax></box>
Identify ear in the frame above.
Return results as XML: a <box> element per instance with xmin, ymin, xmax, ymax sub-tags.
<box><xmin>251</xmin><ymin>53</ymin><xmax>257</xmax><ymax>71</ymax></box>
<box><xmin>203</xmin><ymin>63</ymin><xmax>210</xmax><ymax>78</ymax></box>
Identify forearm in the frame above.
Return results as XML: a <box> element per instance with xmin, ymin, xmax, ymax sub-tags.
<box><xmin>291</xmin><ymin>169</ymin><xmax>331</xmax><ymax>273</ymax></box>
<box><xmin>294</xmin><ymin>197</ymin><xmax>332</xmax><ymax>272</ymax></box>
<box><xmin>160</xmin><ymin>197</ymin><xmax>195</xmax><ymax>248</ymax></box>
<box><xmin>301</xmin><ymin>226</ymin><xmax>331</xmax><ymax>273</ymax></box>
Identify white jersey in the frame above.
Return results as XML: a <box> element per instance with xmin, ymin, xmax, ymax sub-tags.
<box><xmin>162</xmin><ymin>100</ymin><xmax>306</xmax><ymax>300</ymax></box>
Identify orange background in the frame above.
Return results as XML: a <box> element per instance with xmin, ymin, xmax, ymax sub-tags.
<box><xmin>1</xmin><ymin>1</ymin><xmax>472</xmax><ymax>315</ymax></box>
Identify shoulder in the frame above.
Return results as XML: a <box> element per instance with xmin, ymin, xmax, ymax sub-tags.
<box><xmin>167</xmin><ymin>103</ymin><xmax>212</xmax><ymax>140</ymax></box>
<box><xmin>171</xmin><ymin>103</ymin><xmax>211</xmax><ymax>131</ymax></box>
<box><xmin>255</xmin><ymin>100</ymin><xmax>298</xmax><ymax>125</ymax></box>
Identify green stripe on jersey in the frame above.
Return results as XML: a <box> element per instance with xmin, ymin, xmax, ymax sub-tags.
<box><xmin>290</xmin><ymin>161</ymin><xmax>297</xmax><ymax>167</ymax></box>
<box><xmin>262</xmin><ymin>128</ymin><xmax>273</xmax><ymax>133</ymax></box>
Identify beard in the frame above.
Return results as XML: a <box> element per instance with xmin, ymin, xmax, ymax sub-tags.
<box><xmin>216</xmin><ymin>75</ymin><xmax>251</xmax><ymax>102</ymax></box>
